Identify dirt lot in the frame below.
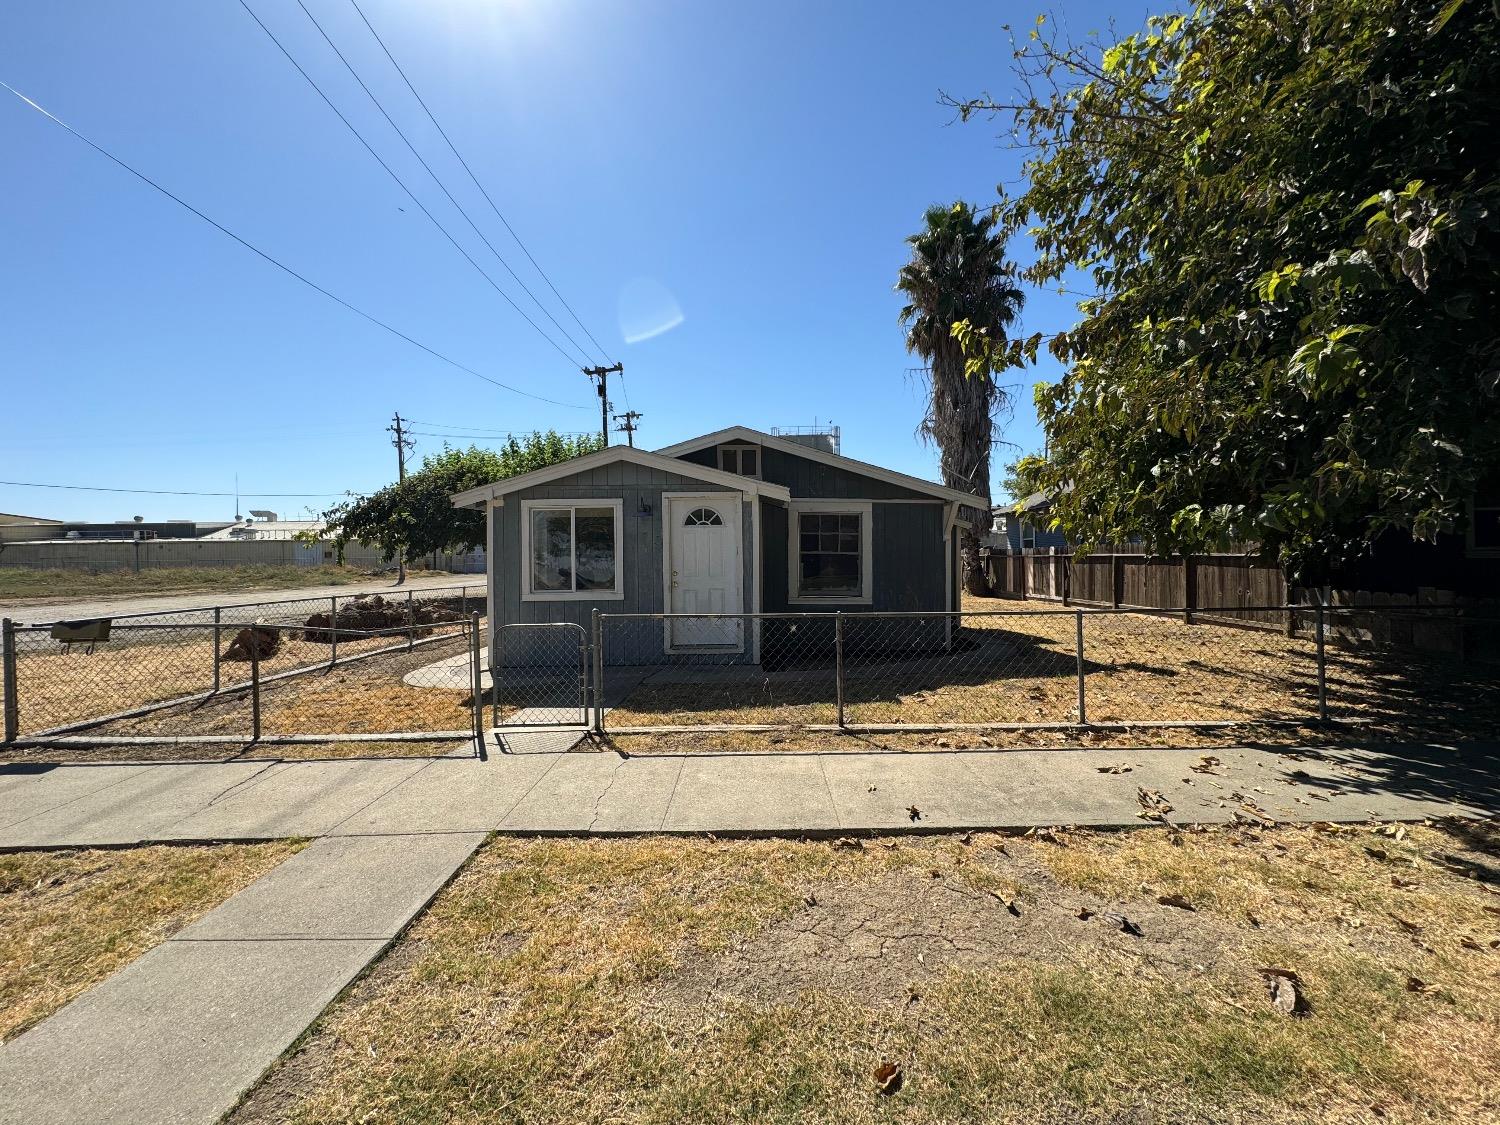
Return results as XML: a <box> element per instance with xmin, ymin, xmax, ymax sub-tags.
<box><xmin>0</xmin><ymin>841</ymin><xmax>302</xmax><ymax>1042</ymax></box>
<box><xmin>230</xmin><ymin>822</ymin><xmax>1500</xmax><ymax>1124</ymax></box>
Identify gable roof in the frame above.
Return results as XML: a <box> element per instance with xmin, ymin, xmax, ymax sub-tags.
<box><xmin>449</xmin><ymin>445</ymin><xmax>792</xmax><ymax>509</ymax></box>
<box><xmin>653</xmin><ymin>426</ymin><xmax>985</xmax><ymax>509</ymax></box>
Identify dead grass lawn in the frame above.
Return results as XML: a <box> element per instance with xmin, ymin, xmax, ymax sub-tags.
<box><xmin>231</xmin><ymin>822</ymin><xmax>1500</xmax><ymax>1124</ymax></box>
<box><xmin>0</xmin><ymin>840</ymin><xmax>303</xmax><ymax>1041</ymax></box>
<box><xmin>602</xmin><ymin>595</ymin><xmax>1500</xmax><ymax>753</ymax></box>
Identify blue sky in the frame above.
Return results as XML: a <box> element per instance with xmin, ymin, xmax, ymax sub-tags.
<box><xmin>2</xmin><ymin>0</ymin><xmax>1150</xmax><ymax>523</ymax></box>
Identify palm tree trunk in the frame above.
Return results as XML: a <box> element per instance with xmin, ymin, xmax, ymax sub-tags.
<box><xmin>928</xmin><ymin>340</ymin><xmax>993</xmax><ymax>598</ymax></box>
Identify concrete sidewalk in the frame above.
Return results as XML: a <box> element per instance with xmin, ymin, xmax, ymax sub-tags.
<box><xmin>0</xmin><ymin>831</ymin><xmax>485</xmax><ymax>1125</ymax></box>
<box><xmin>0</xmin><ymin>739</ymin><xmax>1494</xmax><ymax>1125</ymax></box>
<box><xmin>2</xmin><ymin>740</ymin><xmax>1495</xmax><ymax>848</ymax></box>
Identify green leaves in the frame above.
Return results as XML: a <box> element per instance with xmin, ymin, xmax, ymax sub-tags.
<box><xmin>955</xmin><ymin>0</ymin><xmax>1500</xmax><ymax>578</ymax></box>
<box><xmin>323</xmin><ymin>432</ymin><xmax>602</xmax><ymax>564</ymax></box>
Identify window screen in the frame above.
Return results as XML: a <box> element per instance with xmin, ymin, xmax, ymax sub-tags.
<box><xmin>797</xmin><ymin>511</ymin><xmax>862</xmax><ymax>596</ymax></box>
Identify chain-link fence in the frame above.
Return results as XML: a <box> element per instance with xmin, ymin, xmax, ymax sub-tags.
<box><xmin>2</xmin><ymin>584</ymin><xmax>487</xmax><ymax>751</ymax></box>
<box><xmin>5</xmin><ymin>596</ymin><xmax>1495</xmax><ymax>751</ymax></box>
<box><xmin>594</xmin><ymin>604</ymin><xmax>1500</xmax><ymax>737</ymax></box>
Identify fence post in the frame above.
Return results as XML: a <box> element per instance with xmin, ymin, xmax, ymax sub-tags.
<box><xmin>1111</xmin><ymin>554</ymin><xmax>1123</xmax><ymax>609</ymax></box>
<box><xmin>1315</xmin><ymin>600</ymin><xmax>1329</xmax><ymax>722</ymax></box>
<box><xmin>329</xmin><ymin>596</ymin><xmax>339</xmax><ymax>668</ymax></box>
<box><xmin>1074</xmin><ymin>609</ymin><xmax>1088</xmax><ymax>725</ymax></box>
<box><xmin>470</xmin><ymin>612</ymin><xmax>486</xmax><ymax>760</ymax></box>
<box><xmin>406</xmin><ymin>590</ymin><xmax>415</xmax><ymax>651</ymax></box>
<box><xmin>592</xmin><ymin>610</ymin><xmax>605</xmax><ymax>734</ymax></box>
<box><xmin>492</xmin><ymin>621</ymin><xmax>504</xmax><ymax>735</ymax></box>
<box><xmin>834</xmin><ymin>612</ymin><xmax>846</xmax><ymax>730</ymax></box>
<box><xmin>2</xmin><ymin>618</ymin><xmax>19</xmax><ymax>744</ymax></box>
<box><xmin>212</xmin><ymin>607</ymin><xmax>222</xmax><ymax>693</ymax></box>
<box><xmin>250</xmin><ymin>650</ymin><xmax>262</xmax><ymax>742</ymax></box>
<box><xmin>1183</xmin><ymin>554</ymin><xmax>1196</xmax><ymax>625</ymax></box>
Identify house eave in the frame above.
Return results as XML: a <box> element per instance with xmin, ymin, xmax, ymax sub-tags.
<box><xmin>652</xmin><ymin>426</ymin><xmax>985</xmax><ymax>509</ymax></box>
<box><xmin>449</xmin><ymin>445</ymin><xmax>791</xmax><ymax>509</ymax></box>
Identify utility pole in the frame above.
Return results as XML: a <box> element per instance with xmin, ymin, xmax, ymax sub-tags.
<box><xmin>583</xmin><ymin>363</ymin><xmax>623</xmax><ymax>447</ymax></box>
<box><xmin>613</xmin><ymin>410</ymin><xmax>643</xmax><ymax>447</ymax></box>
<box><xmin>388</xmin><ymin>411</ymin><xmax>414</xmax><ymax>584</ymax></box>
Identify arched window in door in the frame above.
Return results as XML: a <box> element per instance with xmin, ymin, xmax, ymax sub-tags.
<box><xmin>684</xmin><ymin>507</ymin><xmax>723</xmax><ymax>526</ymax></box>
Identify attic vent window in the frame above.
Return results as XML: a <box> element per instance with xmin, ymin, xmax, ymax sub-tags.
<box><xmin>684</xmin><ymin>507</ymin><xmax>723</xmax><ymax>527</ymax></box>
<box><xmin>717</xmin><ymin>444</ymin><xmax>760</xmax><ymax>478</ymax></box>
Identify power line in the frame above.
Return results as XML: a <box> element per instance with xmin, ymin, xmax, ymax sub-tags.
<box><xmin>237</xmin><ymin>0</ymin><xmax>592</xmax><ymax>371</ymax></box>
<box><xmin>0</xmin><ymin>480</ymin><xmax>345</xmax><ymax>498</ymax></box>
<box><xmin>292</xmin><ymin>0</ymin><xmax>601</xmax><ymax>371</ymax></box>
<box><xmin>404</xmin><ymin>429</ymin><xmax>597</xmax><ymax>440</ymax></box>
<box><xmin>0</xmin><ymin>80</ymin><xmax>586</xmax><ymax>411</ymax></box>
<box><xmin>347</xmin><ymin>0</ymin><xmax>616</xmax><ymax>367</ymax></box>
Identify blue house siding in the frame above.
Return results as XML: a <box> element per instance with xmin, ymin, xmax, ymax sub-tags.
<box><xmin>489</xmin><ymin>460</ymin><xmax>754</xmax><ymax>665</ymax></box>
<box><xmin>757</xmin><ymin>501</ymin><xmax>948</xmax><ymax>614</ymax></box>
<box><xmin>678</xmin><ymin>443</ymin><xmax>934</xmax><ymax>501</ymax></box>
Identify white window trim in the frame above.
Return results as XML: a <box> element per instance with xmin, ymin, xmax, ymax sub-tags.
<box><xmin>519</xmin><ymin>498</ymin><xmax>626</xmax><ymax>602</ymax></box>
<box><xmin>1020</xmin><ymin>520</ymin><xmax>1037</xmax><ymax>550</ymax></box>
<box><xmin>787</xmin><ymin>499</ymin><xmax>873</xmax><ymax>606</ymax></box>
<box><xmin>716</xmin><ymin>442</ymin><xmax>762</xmax><ymax>479</ymax></box>
<box><xmin>1467</xmin><ymin>497</ymin><xmax>1500</xmax><ymax>557</ymax></box>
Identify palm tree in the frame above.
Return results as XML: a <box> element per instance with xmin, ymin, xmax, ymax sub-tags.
<box><xmin>897</xmin><ymin>202</ymin><xmax>1025</xmax><ymax>596</ymax></box>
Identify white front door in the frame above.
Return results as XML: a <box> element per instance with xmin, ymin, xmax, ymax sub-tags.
<box><xmin>666</xmin><ymin>495</ymin><xmax>743</xmax><ymax>649</ymax></box>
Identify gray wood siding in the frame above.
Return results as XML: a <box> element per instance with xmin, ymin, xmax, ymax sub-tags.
<box><xmin>760</xmin><ymin>500</ymin><xmax>947</xmax><ymax>613</ymax></box>
<box><xmin>488</xmin><ymin>459</ymin><xmax>755</xmax><ymax>664</ymax></box>
<box><xmin>676</xmin><ymin>443</ymin><xmax>933</xmax><ymax>500</ymax></box>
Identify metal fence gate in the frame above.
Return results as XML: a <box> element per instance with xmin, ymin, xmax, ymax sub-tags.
<box><xmin>490</xmin><ymin>622</ymin><xmax>589</xmax><ymax>727</ymax></box>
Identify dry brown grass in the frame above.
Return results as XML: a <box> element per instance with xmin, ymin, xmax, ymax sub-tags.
<box><xmin>0</xmin><ymin>840</ymin><xmax>303</xmax><ymax>1041</ymax></box>
<box><xmin>601</xmin><ymin>595</ymin><xmax>1500</xmax><ymax>753</ymax></box>
<box><xmin>232</xmin><ymin>823</ymin><xmax>1500</xmax><ymax>1125</ymax></box>
<box><xmin>4</xmin><ymin>627</ymin><xmax>429</xmax><ymax>737</ymax></box>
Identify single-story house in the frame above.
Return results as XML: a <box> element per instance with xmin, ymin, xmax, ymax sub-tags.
<box><xmin>451</xmin><ymin>426</ymin><xmax>985</xmax><ymax>665</ymax></box>
<box><xmin>986</xmin><ymin>490</ymin><xmax>1069</xmax><ymax>552</ymax></box>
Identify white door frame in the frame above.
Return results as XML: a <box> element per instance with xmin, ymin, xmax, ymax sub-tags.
<box><xmin>662</xmin><ymin>491</ymin><xmax>744</xmax><ymax>654</ymax></box>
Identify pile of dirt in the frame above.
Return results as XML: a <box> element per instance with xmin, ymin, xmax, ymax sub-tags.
<box><xmin>221</xmin><ymin>625</ymin><xmax>280</xmax><ymax>662</ymax></box>
<box><xmin>301</xmin><ymin>595</ymin><xmax>461</xmax><ymax>644</ymax></box>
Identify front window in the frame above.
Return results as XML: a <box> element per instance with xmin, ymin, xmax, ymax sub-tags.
<box><xmin>523</xmin><ymin>501</ymin><xmax>622</xmax><ymax>598</ymax></box>
<box><xmin>796</xmin><ymin>510</ymin><xmax>865</xmax><ymax>598</ymax></box>
<box><xmin>1021</xmin><ymin>521</ymin><xmax>1037</xmax><ymax>549</ymax></box>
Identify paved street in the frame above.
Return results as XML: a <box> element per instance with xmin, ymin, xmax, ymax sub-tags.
<box><xmin>0</xmin><ymin>571</ymin><xmax>472</xmax><ymax>624</ymax></box>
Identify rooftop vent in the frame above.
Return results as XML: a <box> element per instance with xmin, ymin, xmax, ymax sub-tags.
<box><xmin>771</xmin><ymin>424</ymin><xmax>841</xmax><ymax>456</ymax></box>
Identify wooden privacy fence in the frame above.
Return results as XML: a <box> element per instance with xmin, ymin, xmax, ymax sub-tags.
<box><xmin>982</xmin><ymin>547</ymin><xmax>1288</xmax><ymax>628</ymax></box>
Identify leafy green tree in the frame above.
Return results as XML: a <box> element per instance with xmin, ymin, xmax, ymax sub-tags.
<box><xmin>897</xmin><ymin>202</ymin><xmax>1026</xmax><ymax>593</ymax></box>
<box><xmin>999</xmin><ymin>452</ymin><xmax>1049</xmax><ymax>504</ymax></box>
<box><xmin>953</xmin><ymin>0</ymin><xmax>1499</xmax><ymax>580</ymax></box>
<box><xmin>324</xmin><ymin>431</ymin><xmax>602</xmax><ymax>564</ymax></box>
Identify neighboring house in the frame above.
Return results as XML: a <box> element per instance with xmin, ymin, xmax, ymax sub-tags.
<box><xmin>986</xmin><ymin>490</ymin><xmax>1068</xmax><ymax>552</ymax></box>
<box><xmin>451</xmin><ymin>426</ymin><xmax>983</xmax><ymax>665</ymax></box>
